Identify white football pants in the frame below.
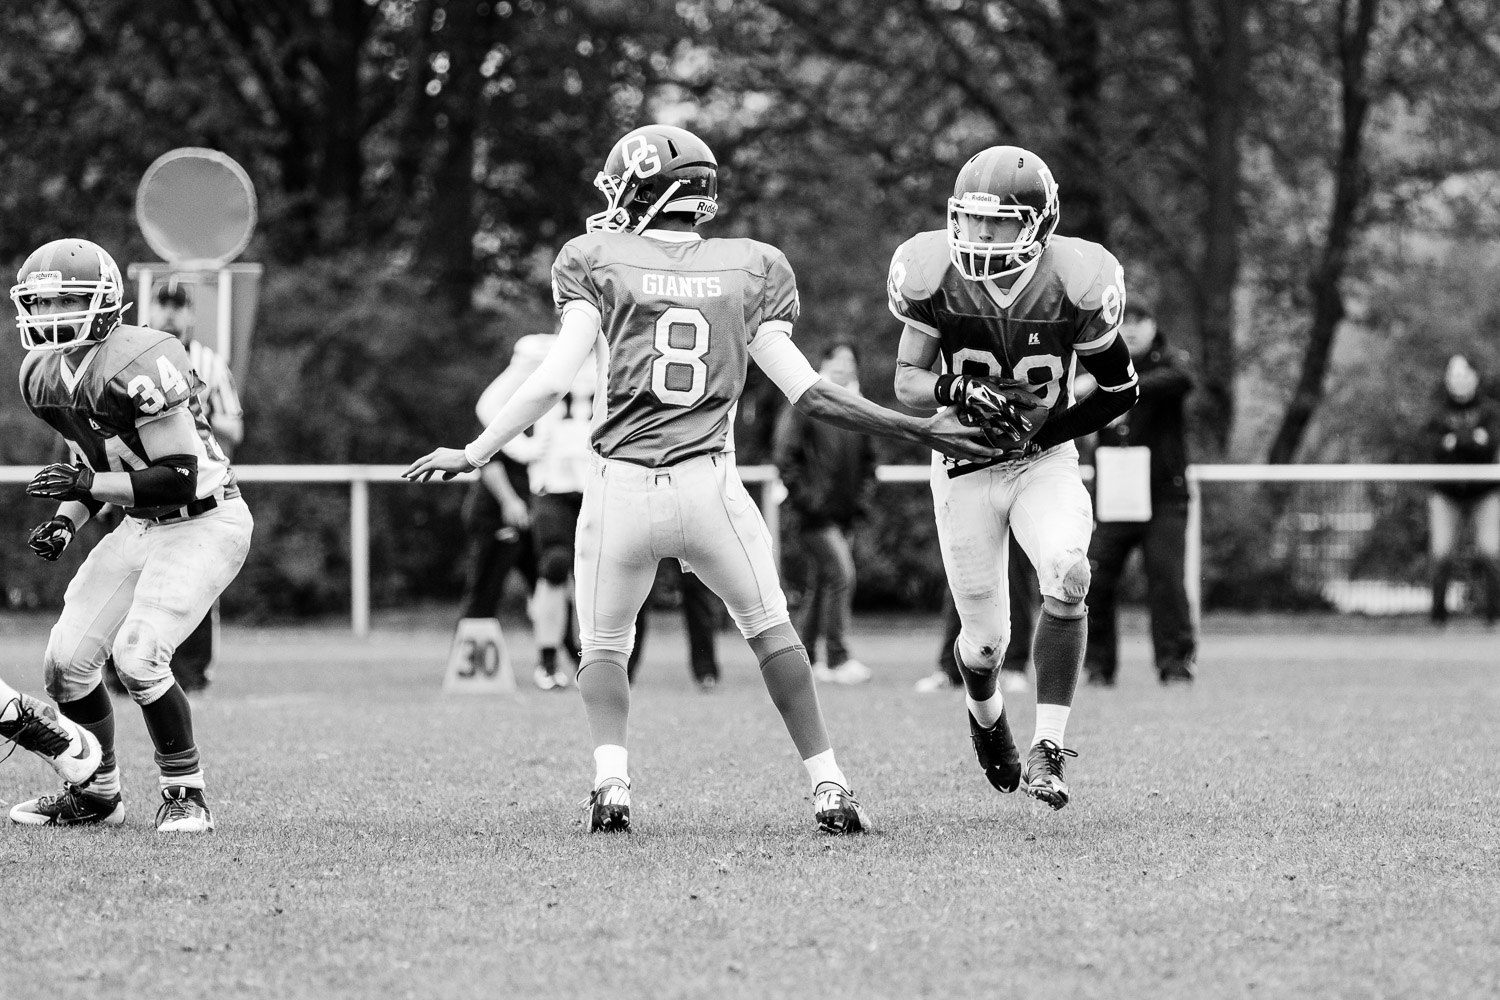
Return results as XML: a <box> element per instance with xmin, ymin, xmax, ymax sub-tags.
<box><xmin>932</xmin><ymin>446</ymin><xmax>1094</xmax><ymax>670</ymax></box>
<box><xmin>44</xmin><ymin>497</ymin><xmax>254</xmax><ymax>704</ymax></box>
<box><xmin>575</xmin><ymin>452</ymin><xmax>788</xmax><ymax>653</ymax></box>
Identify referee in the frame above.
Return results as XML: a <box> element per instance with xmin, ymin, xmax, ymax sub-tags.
<box><xmin>152</xmin><ymin>280</ymin><xmax>245</xmax><ymax>691</ymax></box>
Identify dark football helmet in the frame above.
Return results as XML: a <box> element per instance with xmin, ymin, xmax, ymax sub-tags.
<box><xmin>948</xmin><ymin>146</ymin><xmax>1060</xmax><ymax>280</ymax></box>
<box><xmin>12</xmin><ymin>238</ymin><xmax>125</xmax><ymax>351</ymax></box>
<box><xmin>587</xmin><ymin>124</ymin><xmax>718</xmax><ymax>234</ymax></box>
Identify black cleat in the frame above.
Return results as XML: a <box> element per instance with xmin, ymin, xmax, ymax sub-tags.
<box><xmin>968</xmin><ymin>708</ymin><xmax>1022</xmax><ymax>793</ymax></box>
<box><xmin>1021</xmin><ymin>739</ymin><xmax>1078</xmax><ymax>810</ymax></box>
<box><xmin>584</xmin><ymin>778</ymin><xmax>631</xmax><ymax>833</ymax></box>
<box><xmin>813</xmin><ymin>782</ymin><xmax>871</xmax><ymax>835</ymax></box>
<box><xmin>11</xmin><ymin>784</ymin><xmax>124</xmax><ymax>827</ymax></box>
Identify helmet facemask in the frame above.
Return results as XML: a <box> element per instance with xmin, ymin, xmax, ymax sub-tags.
<box><xmin>12</xmin><ymin>241</ymin><xmax>124</xmax><ymax>352</ymax></box>
<box><xmin>947</xmin><ymin>193</ymin><xmax>1053</xmax><ymax>281</ymax></box>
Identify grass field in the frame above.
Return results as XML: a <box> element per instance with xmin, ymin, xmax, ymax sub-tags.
<box><xmin>2</xmin><ymin>607</ymin><xmax>1497</xmax><ymax>999</ymax></box>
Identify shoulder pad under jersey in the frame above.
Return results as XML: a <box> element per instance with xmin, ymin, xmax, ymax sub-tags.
<box><xmin>1047</xmin><ymin>236</ymin><xmax>1126</xmax><ymax>327</ymax></box>
<box><xmin>102</xmin><ymin>326</ymin><xmax>199</xmax><ymax>420</ymax></box>
<box><xmin>887</xmin><ymin>230</ymin><xmax>950</xmax><ymax>331</ymax></box>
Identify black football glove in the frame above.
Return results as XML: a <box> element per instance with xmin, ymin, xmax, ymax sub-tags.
<box><xmin>25</xmin><ymin>462</ymin><xmax>95</xmax><ymax>501</ymax></box>
<box><xmin>951</xmin><ymin>376</ymin><xmax>1043</xmax><ymax>442</ymax></box>
<box><xmin>27</xmin><ymin>515</ymin><xmax>76</xmax><ymax>562</ymax></box>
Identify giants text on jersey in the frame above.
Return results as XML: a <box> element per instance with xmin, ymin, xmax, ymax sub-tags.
<box><xmin>551</xmin><ymin>229</ymin><xmax>798</xmax><ymax>468</ymax></box>
<box><xmin>20</xmin><ymin>325</ymin><xmax>238</xmax><ymax>519</ymax></box>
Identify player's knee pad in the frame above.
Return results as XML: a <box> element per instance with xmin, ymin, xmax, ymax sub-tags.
<box><xmin>1040</xmin><ymin>550</ymin><xmax>1091</xmax><ymax>606</ymax></box>
<box><xmin>956</xmin><ymin>628</ymin><xmax>1007</xmax><ymax>672</ymax></box>
<box><xmin>111</xmin><ymin>619</ymin><xmax>175</xmax><ymax>704</ymax></box>
<box><xmin>538</xmin><ymin>546</ymin><xmax>572</xmax><ymax>585</ymax></box>
<box><xmin>579</xmin><ymin>618</ymin><xmax>637</xmax><ymax>657</ymax></box>
<box><xmin>43</xmin><ymin>645</ymin><xmax>100</xmax><ymax>704</ymax></box>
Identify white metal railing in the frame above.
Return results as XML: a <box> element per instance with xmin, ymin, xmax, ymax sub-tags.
<box><xmin>4</xmin><ymin>463</ymin><xmax>1498</xmax><ymax>635</ymax></box>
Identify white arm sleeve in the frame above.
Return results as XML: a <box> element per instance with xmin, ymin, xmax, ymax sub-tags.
<box><xmin>464</xmin><ymin>309</ymin><xmax>601</xmax><ymax>467</ymax></box>
<box><xmin>748</xmin><ymin>323</ymin><xmax>822</xmax><ymax>404</ymax></box>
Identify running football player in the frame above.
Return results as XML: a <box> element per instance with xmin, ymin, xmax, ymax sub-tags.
<box><xmin>406</xmin><ymin>124</ymin><xmax>997</xmax><ymax>835</ymax></box>
<box><xmin>10</xmin><ymin>238</ymin><xmax>254</xmax><ymax>832</ymax></box>
<box><xmin>890</xmin><ymin>146</ymin><xmax>1140</xmax><ymax>810</ymax></box>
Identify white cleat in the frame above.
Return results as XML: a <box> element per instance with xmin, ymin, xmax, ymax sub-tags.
<box><xmin>155</xmin><ymin>786</ymin><xmax>216</xmax><ymax>833</ymax></box>
<box><xmin>0</xmin><ymin>697</ymin><xmax>101</xmax><ymax>786</ymax></box>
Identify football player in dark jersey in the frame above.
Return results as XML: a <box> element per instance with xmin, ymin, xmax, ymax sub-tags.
<box><xmin>10</xmin><ymin>238</ymin><xmax>254</xmax><ymax>832</ymax></box>
<box><xmin>408</xmin><ymin>124</ymin><xmax>998</xmax><ymax>836</ymax></box>
<box><xmin>891</xmin><ymin>147</ymin><xmax>1140</xmax><ymax>810</ymax></box>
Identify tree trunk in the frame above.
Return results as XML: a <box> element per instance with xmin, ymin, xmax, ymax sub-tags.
<box><xmin>1180</xmin><ymin>0</ymin><xmax>1250</xmax><ymax>461</ymax></box>
<box><xmin>315</xmin><ymin>0</ymin><xmax>371</xmax><ymax>242</ymax></box>
<box><xmin>417</xmin><ymin>1</ymin><xmax>496</xmax><ymax>316</ymax></box>
<box><xmin>1265</xmin><ymin>0</ymin><xmax>1379</xmax><ymax>464</ymax></box>
<box><xmin>1057</xmin><ymin>0</ymin><xmax>1109</xmax><ymax>244</ymax></box>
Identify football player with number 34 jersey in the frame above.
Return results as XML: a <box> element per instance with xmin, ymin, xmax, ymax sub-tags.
<box><xmin>407</xmin><ymin>124</ymin><xmax>998</xmax><ymax>837</ymax></box>
<box><xmin>892</xmin><ymin>146</ymin><xmax>1140</xmax><ymax>811</ymax></box>
<box><xmin>9</xmin><ymin>238</ymin><xmax>253</xmax><ymax>833</ymax></box>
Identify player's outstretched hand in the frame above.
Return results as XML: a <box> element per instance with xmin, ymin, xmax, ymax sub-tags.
<box><xmin>403</xmin><ymin>447</ymin><xmax>478</xmax><ymax>483</ymax></box>
<box><xmin>27</xmin><ymin>515</ymin><xmax>76</xmax><ymax>562</ymax></box>
<box><xmin>921</xmin><ymin>407</ymin><xmax>1003</xmax><ymax>462</ymax></box>
<box><xmin>26</xmin><ymin>462</ymin><xmax>94</xmax><ymax>501</ymax></box>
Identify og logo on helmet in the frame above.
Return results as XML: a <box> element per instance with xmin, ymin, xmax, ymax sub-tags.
<box><xmin>621</xmin><ymin>136</ymin><xmax>662</xmax><ymax>178</ymax></box>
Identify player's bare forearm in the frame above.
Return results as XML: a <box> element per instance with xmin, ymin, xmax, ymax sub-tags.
<box><xmin>87</xmin><ymin>471</ymin><xmax>134</xmax><ymax>506</ymax></box>
<box><xmin>895</xmin><ymin>360</ymin><xmax>941</xmax><ymax>409</ymax></box>
<box><xmin>793</xmin><ymin>380</ymin><xmax>994</xmax><ymax>462</ymax></box>
<box><xmin>55</xmin><ymin>500</ymin><xmax>95</xmax><ymax>529</ymax></box>
<box><xmin>894</xmin><ymin>326</ymin><xmax>943</xmax><ymax>410</ymax></box>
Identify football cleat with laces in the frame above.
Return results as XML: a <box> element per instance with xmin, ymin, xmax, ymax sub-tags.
<box><xmin>813</xmin><ymin>781</ymin><xmax>871</xmax><ymax>835</ymax></box>
<box><xmin>10</xmin><ymin>784</ymin><xmax>124</xmax><ymax>827</ymax></box>
<box><xmin>155</xmin><ymin>785</ymin><xmax>215</xmax><ymax>833</ymax></box>
<box><xmin>1021</xmin><ymin>739</ymin><xmax>1079</xmax><ymax>810</ymax></box>
<box><xmin>0</xmin><ymin>696</ymin><xmax>101</xmax><ymax>786</ymax></box>
<box><xmin>584</xmin><ymin>778</ymin><xmax>631</xmax><ymax>833</ymax></box>
<box><xmin>969</xmin><ymin>708</ymin><xmax>1022</xmax><ymax>793</ymax></box>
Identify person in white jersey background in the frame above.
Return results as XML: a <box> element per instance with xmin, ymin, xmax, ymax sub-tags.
<box><xmin>406</xmin><ymin>124</ymin><xmax>997</xmax><ymax>836</ymax></box>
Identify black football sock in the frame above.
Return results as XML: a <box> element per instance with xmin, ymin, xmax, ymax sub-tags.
<box><xmin>58</xmin><ymin>681</ymin><xmax>117</xmax><ymax>775</ymax></box>
<box><xmin>1033</xmin><ymin>609</ymin><xmax>1086</xmax><ymax>709</ymax></box>
<box><xmin>140</xmin><ymin>683</ymin><xmax>201</xmax><ymax>783</ymax></box>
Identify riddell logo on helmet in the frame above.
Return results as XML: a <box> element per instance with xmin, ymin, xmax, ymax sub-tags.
<box><xmin>961</xmin><ymin>193</ymin><xmax>1001</xmax><ymax>208</ymax></box>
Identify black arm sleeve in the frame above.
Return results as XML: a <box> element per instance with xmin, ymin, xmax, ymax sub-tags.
<box><xmin>127</xmin><ymin>454</ymin><xmax>199</xmax><ymax>508</ymax></box>
<box><xmin>1031</xmin><ymin>338</ymin><xmax>1140</xmax><ymax>451</ymax></box>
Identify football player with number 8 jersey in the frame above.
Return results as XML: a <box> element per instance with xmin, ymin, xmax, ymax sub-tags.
<box><xmin>10</xmin><ymin>238</ymin><xmax>253</xmax><ymax>833</ymax></box>
<box><xmin>407</xmin><ymin>124</ymin><xmax>999</xmax><ymax>836</ymax></box>
<box><xmin>891</xmin><ymin>147</ymin><xmax>1140</xmax><ymax>811</ymax></box>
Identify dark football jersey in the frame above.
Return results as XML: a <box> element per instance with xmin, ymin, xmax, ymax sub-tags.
<box><xmin>20</xmin><ymin>325</ymin><xmax>238</xmax><ymax>519</ymax></box>
<box><xmin>552</xmin><ymin>230</ymin><xmax>799</xmax><ymax>467</ymax></box>
<box><xmin>888</xmin><ymin>231</ymin><xmax>1125</xmax><ymax>414</ymax></box>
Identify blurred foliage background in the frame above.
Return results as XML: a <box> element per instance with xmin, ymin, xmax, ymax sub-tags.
<box><xmin>2</xmin><ymin>0</ymin><xmax>1498</xmax><ymax>617</ymax></box>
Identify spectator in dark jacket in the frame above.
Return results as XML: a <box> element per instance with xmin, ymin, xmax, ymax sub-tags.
<box><xmin>774</xmin><ymin>342</ymin><xmax>878</xmax><ymax>685</ymax></box>
<box><xmin>1083</xmin><ymin>300</ymin><xmax>1197</xmax><ymax>685</ymax></box>
<box><xmin>1427</xmin><ymin>353</ymin><xmax>1500</xmax><ymax>624</ymax></box>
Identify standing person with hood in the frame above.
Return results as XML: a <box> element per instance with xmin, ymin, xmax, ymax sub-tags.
<box><xmin>1082</xmin><ymin>299</ymin><xmax>1197</xmax><ymax>686</ymax></box>
<box><xmin>774</xmin><ymin>342</ymin><xmax>878</xmax><ymax>685</ymax></box>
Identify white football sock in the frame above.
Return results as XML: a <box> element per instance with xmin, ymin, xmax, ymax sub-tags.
<box><xmin>802</xmin><ymin>748</ymin><xmax>849</xmax><ymax>792</ymax></box>
<box><xmin>90</xmin><ymin>766</ymin><xmax>122</xmax><ymax>798</ymax></box>
<box><xmin>593</xmin><ymin>744</ymin><xmax>629</xmax><ymax>788</ymax></box>
<box><xmin>966</xmin><ymin>692</ymin><xmax>1005</xmax><ymax>729</ymax></box>
<box><xmin>1033</xmin><ymin>704</ymin><xmax>1071</xmax><ymax>748</ymax></box>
